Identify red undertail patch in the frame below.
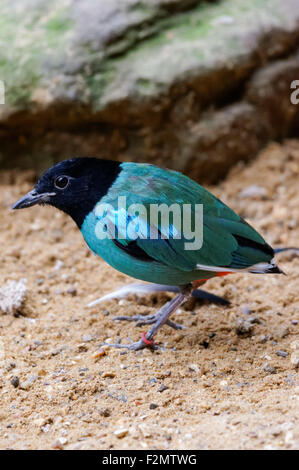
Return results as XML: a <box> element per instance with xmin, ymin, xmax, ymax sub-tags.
<box><xmin>192</xmin><ymin>272</ymin><xmax>231</xmax><ymax>288</ymax></box>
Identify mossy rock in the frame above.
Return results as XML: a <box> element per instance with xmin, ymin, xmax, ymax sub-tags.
<box><xmin>0</xmin><ymin>0</ymin><xmax>299</xmax><ymax>180</ymax></box>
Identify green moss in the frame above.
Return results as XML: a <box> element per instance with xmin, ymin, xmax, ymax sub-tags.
<box><xmin>86</xmin><ymin>66</ymin><xmax>117</xmax><ymax>105</ymax></box>
<box><xmin>0</xmin><ymin>1</ymin><xmax>73</xmax><ymax>108</ymax></box>
<box><xmin>0</xmin><ymin>0</ymin><xmax>294</xmax><ymax>113</ymax></box>
<box><xmin>130</xmin><ymin>1</ymin><xmax>158</xmax><ymax>17</ymax></box>
<box><xmin>45</xmin><ymin>8</ymin><xmax>73</xmax><ymax>36</ymax></box>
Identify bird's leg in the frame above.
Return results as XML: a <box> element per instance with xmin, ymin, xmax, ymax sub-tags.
<box><xmin>112</xmin><ymin>284</ymin><xmax>229</xmax><ymax>328</ymax></box>
<box><xmin>105</xmin><ymin>285</ymin><xmax>193</xmax><ymax>351</ymax></box>
<box><xmin>114</xmin><ymin>307</ymin><xmax>186</xmax><ymax>330</ymax></box>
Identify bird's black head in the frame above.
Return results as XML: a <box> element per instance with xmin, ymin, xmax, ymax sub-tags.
<box><xmin>12</xmin><ymin>157</ymin><xmax>121</xmax><ymax>228</ymax></box>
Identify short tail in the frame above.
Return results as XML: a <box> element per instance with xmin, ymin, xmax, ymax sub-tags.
<box><xmin>243</xmin><ymin>246</ymin><xmax>299</xmax><ymax>274</ymax></box>
<box><xmin>247</xmin><ymin>246</ymin><xmax>299</xmax><ymax>274</ymax></box>
<box><xmin>196</xmin><ymin>261</ymin><xmax>285</xmax><ymax>275</ymax></box>
<box><xmin>196</xmin><ymin>246</ymin><xmax>299</xmax><ymax>276</ymax></box>
<box><xmin>247</xmin><ymin>262</ymin><xmax>285</xmax><ymax>274</ymax></box>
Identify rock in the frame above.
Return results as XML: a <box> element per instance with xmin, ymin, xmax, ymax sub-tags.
<box><xmin>114</xmin><ymin>428</ymin><xmax>129</xmax><ymax>438</ymax></box>
<box><xmin>52</xmin><ymin>437</ymin><xmax>68</xmax><ymax>449</ymax></box>
<box><xmin>239</xmin><ymin>185</ymin><xmax>268</xmax><ymax>199</ymax></box>
<box><xmin>92</xmin><ymin>348</ymin><xmax>106</xmax><ymax>359</ymax></box>
<box><xmin>102</xmin><ymin>371</ymin><xmax>116</xmax><ymax>378</ymax></box>
<box><xmin>1</xmin><ymin>0</ymin><xmax>299</xmax><ymax>180</ymax></box>
<box><xmin>99</xmin><ymin>407</ymin><xmax>111</xmax><ymax>417</ymax></box>
<box><xmin>82</xmin><ymin>334</ymin><xmax>93</xmax><ymax>343</ymax></box>
<box><xmin>188</xmin><ymin>363</ymin><xmax>200</xmax><ymax>373</ymax></box>
<box><xmin>10</xmin><ymin>376</ymin><xmax>20</xmax><ymax>388</ymax></box>
<box><xmin>290</xmin><ymin>353</ymin><xmax>299</xmax><ymax>368</ymax></box>
<box><xmin>290</xmin><ymin>342</ymin><xmax>299</xmax><ymax>368</ymax></box>
<box><xmin>149</xmin><ymin>403</ymin><xmax>159</xmax><ymax>410</ymax></box>
<box><xmin>235</xmin><ymin>317</ymin><xmax>255</xmax><ymax>336</ymax></box>
<box><xmin>20</xmin><ymin>380</ymin><xmax>33</xmax><ymax>391</ymax></box>
<box><xmin>263</xmin><ymin>364</ymin><xmax>277</xmax><ymax>375</ymax></box>
<box><xmin>272</xmin><ymin>325</ymin><xmax>290</xmax><ymax>340</ymax></box>
<box><xmin>157</xmin><ymin>384</ymin><xmax>169</xmax><ymax>393</ymax></box>
<box><xmin>246</xmin><ymin>52</ymin><xmax>299</xmax><ymax>140</ymax></box>
<box><xmin>53</xmin><ymin>260</ymin><xmax>64</xmax><ymax>271</ymax></box>
<box><xmin>241</xmin><ymin>305</ymin><xmax>252</xmax><ymax>315</ymax></box>
<box><xmin>67</xmin><ymin>287</ymin><xmax>77</xmax><ymax>296</ymax></box>
<box><xmin>285</xmin><ymin>431</ymin><xmax>294</xmax><ymax>446</ymax></box>
<box><xmin>0</xmin><ymin>279</ymin><xmax>27</xmax><ymax>315</ymax></box>
<box><xmin>259</xmin><ymin>335</ymin><xmax>267</xmax><ymax>344</ymax></box>
<box><xmin>276</xmin><ymin>350</ymin><xmax>288</xmax><ymax>358</ymax></box>
<box><xmin>290</xmin><ymin>340</ymin><xmax>299</xmax><ymax>350</ymax></box>
<box><xmin>77</xmin><ymin>343</ymin><xmax>88</xmax><ymax>353</ymax></box>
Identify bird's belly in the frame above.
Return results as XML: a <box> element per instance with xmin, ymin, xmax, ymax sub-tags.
<box><xmin>81</xmin><ymin>212</ymin><xmax>213</xmax><ymax>285</ymax></box>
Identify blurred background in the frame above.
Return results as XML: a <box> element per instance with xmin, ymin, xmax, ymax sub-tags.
<box><xmin>1</xmin><ymin>0</ymin><xmax>299</xmax><ymax>182</ymax></box>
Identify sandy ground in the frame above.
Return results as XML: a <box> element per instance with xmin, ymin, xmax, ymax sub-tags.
<box><xmin>0</xmin><ymin>140</ymin><xmax>298</xmax><ymax>450</ymax></box>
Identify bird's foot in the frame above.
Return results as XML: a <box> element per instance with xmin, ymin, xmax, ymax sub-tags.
<box><xmin>104</xmin><ymin>332</ymin><xmax>156</xmax><ymax>351</ymax></box>
<box><xmin>106</xmin><ymin>290</ymin><xmax>190</xmax><ymax>353</ymax></box>
<box><xmin>113</xmin><ymin>310</ymin><xmax>185</xmax><ymax>330</ymax></box>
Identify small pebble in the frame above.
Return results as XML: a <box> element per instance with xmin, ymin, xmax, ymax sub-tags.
<box><xmin>99</xmin><ymin>408</ymin><xmax>111</xmax><ymax>417</ymax></box>
<box><xmin>52</xmin><ymin>437</ymin><xmax>68</xmax><ymax>449</ymax></box>
<box><xmin>276</xmin><ymin>350</ymin><xmax>288</xmax><ymax>358</ymax></box>
<box><xmin>235</xmin><ymin>318</ymin><xmax>254</xmax><ymax>336</ymax></box>
<box><xmin>263</xmin><ymin>364</ymin><xmax>277</xmax><ymax>374</ymax></box>
<box><xmin>114</xmin><ymin>428</ymin><xmax>128</xmax><ymax>438</ymax></box>
<box><xmin>20</xmin><ymin>380</ymin><xmax>32</xmax><ymax>390</ymax></box>
<box><xmin>102</xmin><ymin>371</ymin><xmax>115</xmax><ymax>378</ymax></box>
<box><xmin>53</xmin><ymin>260</ymin><xmax>64</xmax><ymax>271</ymax></box>
<box><xmin>82</xmin><ymin>334</ymin><xmax>93</xmax><ymax>342</ymax></box>
<box><xmin>149</xmin><ymin>403</ymin><xmax>159</xmax><ymax>410</ymax></box>
<box><xmin>149</xmin><ymin>377</ymin><xmax>157</xmax><ymax>384</ymax></box>
<box><xmin>239</xmin><ymin>184</ymin><xmax>267</xmax><ymax>199</ymax></box>
<box><xmin>290</xmin><ymin>352</ymin><xmax>299</xmax><ymax>368</ymax></box>
<box><xmin>273</xmin><ymin>326</ymin><xmax>289</xmax><ymax>339</ymax></box>
<box><xmin>67</xmin><ymin>287</ymin><xmax>77</xmax><ymax>296</ymax></box>
<box><xmin>241</xmin><ymin>305</ymin><xmax>252</xmax><ymax>315</ymax></box>
<box><xmin>10</xmin><ymin>376</ymin><xmax>19</xmax><ymax>388</ymax></box>
<box><xmin>157</xmin><ymin>384</ymin><xmax>169</xmax><ymax>393</ymax></box>
<box><xmin>290</xmin><ymin>340</ymin><xmax>299</xmax><ymax>350</ymax></box>
<box><xmin>6</xmin><ymin>362</ymin><xmax>16</xmax><ymax>371</ymax></box>
<box><xmin>93</xmin><ymin>348</ymin><xmax>106</xmax><ymax>359</ymax></box>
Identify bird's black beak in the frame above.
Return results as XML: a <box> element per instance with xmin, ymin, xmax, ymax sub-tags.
<box><xmin>12</xmin><ymin>190</ymin><xmax>56</xmax><ymax>210</ymax></box>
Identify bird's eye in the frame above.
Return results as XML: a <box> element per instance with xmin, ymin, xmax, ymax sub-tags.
<box><xmin>54</xmin><ymin>176</ymin><xmax>69</xmax><ymax>189</ymax></box>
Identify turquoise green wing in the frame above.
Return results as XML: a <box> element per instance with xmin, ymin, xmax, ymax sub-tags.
<box><xmin>97</xmin><ymin>162</ymin><xmax>273</xmax><ymax>272</ymax></box>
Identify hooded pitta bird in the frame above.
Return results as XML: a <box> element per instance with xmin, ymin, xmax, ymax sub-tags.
<box><xmin>13</xmin><ymin>158</ymin><xmax>291</xmax><ymax>351</ymax></box>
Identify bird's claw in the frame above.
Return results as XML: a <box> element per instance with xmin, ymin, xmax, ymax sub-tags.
<box><xmin>103</xmin><ymin>333</ymin><xmax>157</xmax><ymax>351</ymax></box>
<box><xmin>113</xmin><ymin>313</ymin><xmax>185</xmax><ymax>330</ymax></box>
